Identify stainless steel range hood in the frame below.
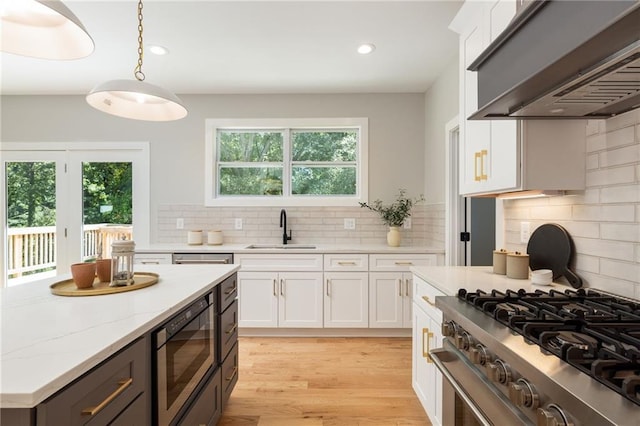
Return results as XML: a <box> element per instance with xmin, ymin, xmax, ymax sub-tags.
<box><xmin>469</xmin><ymin>0</ymin><xmax>640</xmax><ymax>120</ymax></box>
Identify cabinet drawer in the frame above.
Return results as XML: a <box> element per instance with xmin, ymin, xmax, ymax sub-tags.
<box><xmin>323</xmin><ymin>254</ymin><xmax>368</xmax><ymax>271</ymax></box>
<box><xmin>109</xmin><ymin>392</ymin><xmax>147</xmax><ymax>426</ymax></box>
<box><xmin>221</xmin><ymin>342</ymin><xmax>239</xmax><ymax>410</ymax></box>
<box><xmin>217</xmin><ymin>273</ymin><xmax>238</xmax><ymax>313</ymax></box>
<box><xmin>175</xmin><ymin>368</ymin><xmax>221</xmax><ymax>426</ymax></box>
<box><xmin>37</xmin><ymin>337</ymin><xmax>147</xmax><ymax>426</ymax></box>
<box><xmin>219</xmin><ymin>299</ymin><xmax>238</xmax><ymax>362</ymax></box>
<box><xmin>413</xmin><ymin>275</ymin><xmax>445</xmax><ymax>322</ymax></box>
<box><xmin>235</xmin><ymin>254</ymin><xmax>323</xmax><ymax>271</ymax></box>
<box><xmin>369</xmin><ymin>254</ymin><xmax>436</xmax><ymax>272</ymax></box>
<box><xmin>134</xmin><ymin>252</ymin><xmax>172</xmax><ymax>265</ymax></box>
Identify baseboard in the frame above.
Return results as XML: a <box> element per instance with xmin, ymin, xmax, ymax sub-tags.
<box><xmin>238</xmin><ymin>327</ymin><xmax>411</xmax><ymax>337</ymax></box>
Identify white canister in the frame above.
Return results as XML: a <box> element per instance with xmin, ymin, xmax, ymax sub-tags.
<box><xmin>187</xmin><ymin>230</ymin><xmax>203</xmax><ymax>245</ymax></box>
<box><xmin>492</xmin><ymin>249</ymin><xmax>508</xmax><ymax>275</ymax></box>
<box><xmin>207</xmin><ymin>230</ymin><xmax>223</xmax><ymax>245</ymax></box>
<box><xmin>506</xmin><ymin>252</ymin><xmax>530</xmax><ymax>279</ymax></box>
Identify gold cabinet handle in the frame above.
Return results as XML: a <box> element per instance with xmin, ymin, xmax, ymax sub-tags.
<box><xmin>140</xmin><ymin>260</ymin><xmax>160</xmax><ymax>264</ymax></box>
<box><xmin>273</xmin><ymin>279</ymin><xmax>277</xmax><ymax>296</ymax></box>
<box><xmin>225</xmin><ymin>366</ymin><xmax>238</xmax><ymax>382</ymax></box>
<box><xmin>474</xmin><ymin>151</ymin><xmax>482</xmax><ymax>182</ymax></box>
<box><xmin>394</xmin><ymin>261</ymin><xmax>413</xmax><ymax>265</ymax></box>
<box><xmin>423</xmin><ymin>328</ymin><xmax>434</xmax><ymax>363</ymax></box>
<box><xmin>398</xmin><ymin>279</ymin><xmax>402</xmax><ymax>296</ymax></box>
<box><xmin>224</xmin><ymin>281</ymin><xmax>237</xmax><ymax>295</ymax></box>
<box><xmin>280</xmin><ymin>279</ymin><xmax>284</xmax><ymax>296</ymax></box>
<box><xmin>338</xmin><ymin>261</ymin><xmax>357</xmax><ymax>266</ymax></box>
<box><xmin>405</xmin><ymin>279</ymin><xmax>410</xmax><ymax>297</ymax></box>
<box><xmin>422</xmin><ymin>296</ymin><xmax>436</xmax><ymax>307</ymax></box>
<box><xmin>481</xmin><ymin>149</ymin><xmax>488</xmax><ymax>180</ymax></box>
<box><xmin>326</xmin><ymin>279</ymin><xmax>330</xmax><ymax>297</ymax></box>
<box><xmin>82</xmin><ymin>378</ymin><xmax>133</xmax><ymax>416</ymax></box>
<box><xmin>225</xmin><ymin>322</ymin><xmax>238</xmax><ymax>335</ymax></box>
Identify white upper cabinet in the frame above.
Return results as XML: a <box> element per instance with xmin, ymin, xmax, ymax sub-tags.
<box><xmin>451</xmin><ymin>0</ymin><xmax>585</xmax><ymax>196</ymax></box>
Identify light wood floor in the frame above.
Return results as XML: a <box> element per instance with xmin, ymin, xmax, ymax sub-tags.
<box><xmin>218</xmin><ymin>337</ymin><xmax>431</xmax><ymax>426</ymax></box>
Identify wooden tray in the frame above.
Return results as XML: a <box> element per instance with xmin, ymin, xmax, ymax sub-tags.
<box><xmin>50</xmin><ymin>272</ymin><xmax>159</xmax><ymax>297</ymax></box>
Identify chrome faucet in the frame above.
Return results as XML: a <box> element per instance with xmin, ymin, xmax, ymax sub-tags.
<box><xmin>280</xmin><ymin>209</ymin><xmax>292</xmax><ymax>245</ymax></box>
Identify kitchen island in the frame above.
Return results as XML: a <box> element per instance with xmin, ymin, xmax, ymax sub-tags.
<box><xmin>0</xmin><ymin>264</ymin><xmax>239</xmax><ymax>424</ymax></box>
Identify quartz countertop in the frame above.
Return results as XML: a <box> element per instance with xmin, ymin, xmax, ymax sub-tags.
<box><xmin>0</xmin><ymin>264</ymin><xmax>239</xmax><ymax>408</ymax></box>
<box><xmin>136</xmin><ymin>243</ymin><xmax>444</xmax><ymax>255</ymax></box>
<box><xmin>410</xmin><ymin>266</ymin><xmax>574</xmax><ymax>296</ymax></box>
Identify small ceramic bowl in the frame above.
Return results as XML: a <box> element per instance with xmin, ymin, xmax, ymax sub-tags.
<box><xmin>531</xmin><ymin>269</ymin><xmax>553</xmax><ymax>285</ymax></box>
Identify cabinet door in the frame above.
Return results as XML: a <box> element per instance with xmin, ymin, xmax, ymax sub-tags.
<box><xmin>412</xmin><ymin>303</ymin><xmax>433</xmax><ymax>422</ymax></box>
<box><xmin>238</xmin><ymin>271</ymin><xmax>278</xmax><ymax>327</ymax></box>
<box><xmin>278</xmin><ymin>272</ymin><xmax>323</xmax><ymax>328</ymax></box>
<box><xmin>369</xmin><ymin>272</ymin><xmax>403</xmax><ymax>328</ymax></box>
<box><xmin>324</xmin><ymin>272</ymin><xmax>369</xmax><ymax>328</ymax></box>
<box><xmin>133</xmin><ymin>252</ymin><xmax>172</xmax><ymax>265</ymax></box>
<box><xmin>426</xmin><ymin>313</ymin><xmax>444</xmax><ymax>426</ymax></box>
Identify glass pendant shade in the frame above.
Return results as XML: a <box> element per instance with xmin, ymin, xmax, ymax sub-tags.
<box><xmin>1</xmin><ymin>0</ymin><xmax>94</xmax><ymax>60</ymax></box>
<box><xmin>86</xmin><ymin>79</ymin><xmax>187</xmax><ymax>121</ymax></box>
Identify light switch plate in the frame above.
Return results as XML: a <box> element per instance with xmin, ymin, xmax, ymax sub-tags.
<box><xmin>403</xmin><ymin>218</ymin><xmax>412</xmax><ymax>229</ymax></box>
<box><xmin>235</xmin><ymin>218</ymin><xmax>243</xmax><ymax>230</ymax></box>
<box><xmin>176</xmin><ymin>218</ymin><xmax>184</xmax><ymax>229</ymax></box>
<box><xmin>344</xmin><ymin>218</ymin><xmax>356</xmax><ymax>230</ymax></box>
<box><xmin>520</xmin><ymin>221</ymin><xmax>530</xmax><ymax>243</ymax></box>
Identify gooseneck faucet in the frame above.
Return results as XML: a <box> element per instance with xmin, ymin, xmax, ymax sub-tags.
<box><xmin>280</xmin><ymin>209</ymin><xmax>292</xmax><ymax>245</ymax></box>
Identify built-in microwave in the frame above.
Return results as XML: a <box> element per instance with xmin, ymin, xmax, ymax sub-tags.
<box><xmin>153</xmin><ymin>292</ymin><xmax>216</xmax><ymax>425</ymax></box>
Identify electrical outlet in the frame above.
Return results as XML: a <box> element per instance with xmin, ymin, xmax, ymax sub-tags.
<box><xmin>403</xmin><ymin>218</ymin><xmax>412</xmax><ymax>229</ymax></box>
<box><xmin>176</xmin><ymin>218</ymin><xmax>184</xmax><ymax>229</ymax></box>
<box><xmin>344</xmin><ymin>218</ymin><xmax>356</xmax><ymax>230</ymax></box>
<box><xmin>520</xmin><ymin>221</ymin><xmax>530</xmax><ymax>243</ymax></box>
<box><xmin>235</xmin><ymin>218</ymin><xmax>243</xmax><ymax>230</ymax></box>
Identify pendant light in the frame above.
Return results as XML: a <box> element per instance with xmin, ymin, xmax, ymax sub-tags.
<box><xmin>1</xmin><ymin>0</ymin><xmax>94</xmax><ymax>60</ymax></box>
<box><xmin>86</xmin><ymin>0</ymin><xmax>187</xmax><ymax>122</ymax></box>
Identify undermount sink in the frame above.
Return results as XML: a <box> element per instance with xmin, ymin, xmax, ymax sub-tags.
<box><xmin>245</xmin><ymin>244</ymin><xmax>317</xmax><ymax>249</ymax></box>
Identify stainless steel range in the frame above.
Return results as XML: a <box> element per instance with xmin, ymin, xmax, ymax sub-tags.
<box><xmin>432</xmin><ymin>287</ymin><xmax>640</xmax><ymax>426</ymax></box>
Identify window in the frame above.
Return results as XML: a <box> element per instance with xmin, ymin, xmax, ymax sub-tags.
<box><xmin>205</xmin><ymin>118</ymin><xmax>368</xmax><ymax>206</ymax></box>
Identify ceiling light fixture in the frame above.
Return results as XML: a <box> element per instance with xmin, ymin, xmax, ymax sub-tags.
<box><xmin>86</xmin><ymin>0</ymin><xmax>187</xmax><ymax>122</ymax></box>
<box><xmin>148</xmin><ymin>44</ymin><xmax>169</xmax><ymax>56</ymax></box>
<box><xmin>357</xmin><ymin>43</ymin><xmax>376</xmax><ymax>55</ymax></box>
<box><xmin>497</xmin><ymin>190</ymin><xmax>566</xmax><ymax>200</ymax></box>
<box><xmin>0</xmin><ymin>0</ymin><xmax>94</xmax><ymax>60</ymax></box>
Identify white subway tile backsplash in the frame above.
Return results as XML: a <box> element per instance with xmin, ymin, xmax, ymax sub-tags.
<box><xmin>600</xmin><ymin>184</ymin><xmax>640</xmax><ymax>204</ymax></box>
<box><xmin>574</xmin><ymin>254</ymin><xmax>599</xmax><ymax>274</ymax></box>
<box><xmin>586</xmin><ymin>133</ymin><xmax>606</xmax><ymax>153</ymax></box>
<box><xmin>601</xmin><ymin>223</ymin><xmax>640</xmax><ymax>242</ymax></box>
<box><xmin>572</xmin><ymin>237</ymin><xmax>635</xmax><ymax>262</ymax></box>
<box><xmin>586</xmin><ymin>166</ymin><xmax>635</xmax><ymax>187</ymax></box>
<box><xmin>599</xmin><ymin>144</ymin><xmax>640</xmax><ymax>167</ymax></box>
<box><xmin>605</xmin><ymin>109</ymin><xmax>640</xmax><ymax>132</ymax></box>
<box><xmin>600</xmin><ymin>259</ymin><xmax>640</xmax><ymax>283</ymax></box>
<box><xmin>579</xmin><ymin>271</ymin><xmax>636</xmax><ymax>299</ymax></box>
<box><xmin>586</xmin><ymin>154</ymin><xmax>599</xmax><ymax>170</ymax></box>
<box><xmin>530</xmin><ymin>205</ymin><xmax>572</xmax><ymax>220</ymax></box>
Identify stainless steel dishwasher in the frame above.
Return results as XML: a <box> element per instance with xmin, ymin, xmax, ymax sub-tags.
<box><xmin>172</xmin><ymin>253</ymin><xmax>233</xmax><ymax>265</ymax></box>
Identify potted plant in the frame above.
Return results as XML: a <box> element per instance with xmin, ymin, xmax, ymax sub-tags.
<box><xmin>359</xmin><ymin>189</ymin><xmax>424</xmax><ymax>246</ymax></box>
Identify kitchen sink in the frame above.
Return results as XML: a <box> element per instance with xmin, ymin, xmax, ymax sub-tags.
<box><xmin>244</xmin><ymin>244</ymin><xmax>316</xmax><ymax>249</ymax></box>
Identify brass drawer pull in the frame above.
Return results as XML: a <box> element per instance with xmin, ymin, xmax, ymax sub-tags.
<box><xmin>337</xmin><ymin>261</ymin><xmax>357</xmax><ymax>266</ymax></box>
<box><xmin>224</xmin><ymin>282</ymin><xmax>237</xmax><ymax>295</ymax></box>
<box><xmin>422</xmin><ymin>296</ymin><xmax>436</xmax><ymax>307</ymax></box>
<box><xmin>423</xmin><ymin>328</ymin><xmax>434</xmax><ymax>363</ymax></box>
<box><xmin>225</xmin><ymin>323</ymin><xmax>238</xmax><ymax>335</ymax></box>
<box><xmin>225</xmin><ymin>366</ymin><xmax>238</xmax><ymax>382</ymax></box>
<box><xmin>326</xmin><ymin>279</ymin><xmax>330</xmax><ymax>297</ymax></box>
<box><xmin>81</xmin><ymin>377</ymin><xmax>133</xmax><ymax>416</ymax></box>
<box><xmin>394</xmin><ymin>261</ymin><xmax>413</xmax><ymax>265</ymax></box>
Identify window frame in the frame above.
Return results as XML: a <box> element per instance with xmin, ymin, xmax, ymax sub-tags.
<box><xmin>205</xmin><ymin>118</ymin><xmax>368</xmax><ymax>206</ymax></box>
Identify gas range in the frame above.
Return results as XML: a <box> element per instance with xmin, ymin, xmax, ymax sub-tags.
<box><xmin>433</xmin><ymin>287</ymin><xmax>640</xmax><ymax>426</ymax></box>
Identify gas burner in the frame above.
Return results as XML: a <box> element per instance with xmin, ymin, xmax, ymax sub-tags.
<box><xmin>549</xmin><ymin>331</ymin><xmax>598</xmax><ymax>351</ymax></box>
<box><xmin>561</xmin><ymin>303</ymin><xmax>590</xmax><ymax>316</ymax></box>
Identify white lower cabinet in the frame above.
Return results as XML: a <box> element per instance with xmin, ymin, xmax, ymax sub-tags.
<box><xmin>369</xmin><ymin>254</ymin><xmax>437</xmax><ymax>328</ymax></box>
<box><xmin>412</xmin><ymin>275</ymin><xmax>444</xmax><ymax>426</ymax></box>
<box><xmin>133</xmin><ymin>252</ymin><xmax>172</xmax><ymax>265</ymax></box>
<box><xmin>238</xmin><ymin>271</ymin><xmax>323</xmax><ymax>328</ymax></box>
<box><xmin>324</xmin><ymin>272</ymin><xmax>369</xmax><ymax>328</ymax></box>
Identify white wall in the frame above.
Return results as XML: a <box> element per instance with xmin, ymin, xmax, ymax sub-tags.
<box><xmin>1</xmin><ymin>93</ymin><xmax>426</xmax><ymax>242</ymax></box>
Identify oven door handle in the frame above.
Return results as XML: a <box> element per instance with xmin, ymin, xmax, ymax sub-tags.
<box><xmin>430</xmin><ymin>348</ymin><xmax>492</xmax><ymax>426</ymax></box>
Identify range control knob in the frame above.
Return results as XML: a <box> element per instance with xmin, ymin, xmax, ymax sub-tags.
<box><xmin>441</xmin><ymin>320</ymin><xmax>457</xmax><ymax>337</ymax></box>
<box><xmin>469</xmin><ymin>344</ymin><xmax>489</xmax><ymax>365</ymax></box>
<box><xmin>509</xmin><ymin>379</ymin><xmax>539</xmax><ymax>409</ymax></box>
<box><xmin>455</xmin><ymin>331</ymin><xmax>473</xmax><ymax>350</ymax></box>
<box><xmin>537</xmin><ymin>404</ymin><xmax>574</xmax><ymax>426</ymax></box>
<box><xmin>487</xmin><ymin>359</ymin><xmax>512</xmax><ymax>384</ymax></box>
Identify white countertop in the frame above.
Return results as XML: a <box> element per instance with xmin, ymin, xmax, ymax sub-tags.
<box><xmin>136</xmin><ymin>243</ymin><xmax>444</xmax><ymax>255</ymax></box>
<box><xmin>0</xmin><ymin>264</ymin><xmax>239</xmax><ymax>408</ymax></box>
<box><xmin>410</xmin><ymin>266</ymin><xmax>574</xmax><ymax>296</ymax></box>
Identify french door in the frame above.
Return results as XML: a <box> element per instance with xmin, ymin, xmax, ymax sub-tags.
<box><xmin>1</xmin><ymin>143</ymin><xmax>149</xmax><ymax>287</ymax></box>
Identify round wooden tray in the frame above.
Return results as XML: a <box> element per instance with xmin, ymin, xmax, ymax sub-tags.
<box><xmin>50</xmin><ymin>272</ymin><xmax>159</xmax><ymax>297</ymax></box>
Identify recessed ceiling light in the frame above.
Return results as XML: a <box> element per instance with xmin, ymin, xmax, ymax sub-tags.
<box><xmin>550</xmin><ymin>108</ymin><xmax>565</xmax><ymax>114</ymax></box>
<box><xmin>357</xmin><ymin>43</ymin><xmax>376</xmax><ymax>55</ymax></box>
<box><xmin>148</xmin><ymin>44</ymin><xmax>169</xmax><ymax>55</ymax></box>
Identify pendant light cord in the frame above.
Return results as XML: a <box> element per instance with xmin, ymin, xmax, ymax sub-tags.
<box><xmin>134</xmin><ymin>0</ymin><xmax>145</xmax><ymax>82</ymax></box>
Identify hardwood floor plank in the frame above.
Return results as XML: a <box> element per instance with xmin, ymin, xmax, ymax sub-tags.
<box><xmin>218</xmin><ymin>337</ymin><xmax>430</xmax><ymax>426</ymax></box>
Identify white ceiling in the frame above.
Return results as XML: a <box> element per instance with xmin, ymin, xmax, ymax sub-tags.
<box><xmin>0</xmin><ymin>0</ymin><xmax>463</xmax><ymax>96</ymax></box>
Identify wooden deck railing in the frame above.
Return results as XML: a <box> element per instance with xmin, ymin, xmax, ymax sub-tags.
<box><xmin>7</xmin><ymin>224</ymin><xmax>133</xmax><ymax>280</ymax></box>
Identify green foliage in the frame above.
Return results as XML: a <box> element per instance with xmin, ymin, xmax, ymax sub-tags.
<box><xmin>219</xmin><ymin>167</ymin><xmax>283</xmax><ymax>195</ymax></box>
<box><xmin>7</xmin><ymin>162</ymin><xmax>56</xmax><ymax>227</ymax></box>
<box><xmin>219</xmin><ymin>131</ymin><xmax>283</xmax><ymax>162</ymax></box>
<box><xmin>83</xmin><ymin>162</ymin><xmax>132</xmax><ymax>224</ymax></box>
<box><xmin>359</xmin><ymin>189</ymin><xmax>424</xmax><ymax>227</ymax></box>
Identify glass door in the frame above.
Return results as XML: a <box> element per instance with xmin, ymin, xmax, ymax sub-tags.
<box><xmin>1</xmin><ymin>152</ymin><xmax>66</xmax><ymax>286</ymax></box>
